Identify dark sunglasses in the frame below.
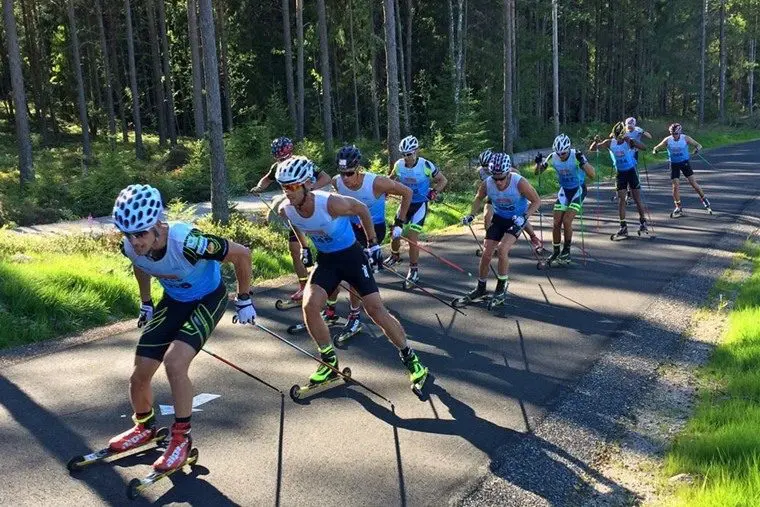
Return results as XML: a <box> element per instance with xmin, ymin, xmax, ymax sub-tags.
<box><xmin>492</xmin><ymin>174</ymin><xmax>508</xmax><ymax>181</ymax></box>
<box><xmin>340</xmin><ymin>171</ymin><xmax>356</xmax><ymax>177</ymax></box>
<box><xmin>124</xmin><ymin>229</ymin><xmax>151</xmax><ymax>240</ymax></box>
<box><xmin>403</xmin><ymin>152</ymin><xmax>415</xmax><ymax>157</ymax></box>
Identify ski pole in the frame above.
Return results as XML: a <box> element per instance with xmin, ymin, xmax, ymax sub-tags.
<box><xmin>202</xmin><ymin>348</ymin><xmax>283</xmax><ymax>395</ymax></box>
<box><xmin>254</xmin><ymin>322</ymin><xmax>395</xmax><ymax>406</ymax></box>
<box><xmin>594</xmin><ymin>149</ymin><xmax>601</xmax><ymax>233</ymax></box>
<box><xmin>466</xmin><ymin>223</ymin><xmax>499</xmax><ymax>278</ymax></box>
<box><xmin>695</xmin><ymin>152</ymin><xmax>717</xmax><ymax>169</ymax></box>
<box><xmin>398</xmin><ymin>236</ymin><xmax>473</xmax><ymax>277</ymax></box>
<box><xmin>251</xmin><ymin>189</ymin><xmax>308</xmax><ymax>250</ymax></box>
<box><xmin>641</xmin><ymin>153</ymin><xmax>651</xmax><ymax>190</ymax></box>
<box><xmin>382</xmin><ymin>264</ymin><xmax>468</xmax><ymax>316</ymax></box>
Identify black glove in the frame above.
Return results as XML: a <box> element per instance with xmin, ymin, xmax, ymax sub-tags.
<box><xmin>300</xmin><ymin>247</ymin><xmax>314</xmax><ymax>268</ymax></box>
<box><xmin>534</xmin><ymin>153</ymin><xmax>543</xmax><ymax>165</ymax></box>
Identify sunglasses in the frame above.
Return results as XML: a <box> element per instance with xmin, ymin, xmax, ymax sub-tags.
<box><xmin>280</xmin><ymin>182</ymin><xmax>303</xmax><ymax>192</ymax></box>
<box><xmin>403</xmin><ymin>152</ymin><xmax>415</xmax><ymax>157</ymax></box>
<box><xmin>492</xmin><ymin>174</ymin><xmax>507</xmax><ymax>181</ymax></box>
<box><xmin>340</xmin><ymin>171</ymin><xmax>356</xmax><ymax>177</ymax></box>
<box><xmin>124</xmin><ymin>229</ymin><xmax>150</xmax><ymax>240</ymax></box>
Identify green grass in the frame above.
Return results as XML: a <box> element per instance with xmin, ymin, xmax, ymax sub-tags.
<box><xmin>662</xmin><ymin>240</ymin><xmax>760</xmax><ymax>506</ymax></box>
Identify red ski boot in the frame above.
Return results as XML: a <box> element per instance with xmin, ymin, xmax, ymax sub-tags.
<box><xmin>108</xmin><ymin>411</ymin><xmax>157</xmax><ymax>453</ymax></box>
<box><xmin>153</xmin><ymin>422</ymin><xmax>192</xmax><ymax>472</ymax></box>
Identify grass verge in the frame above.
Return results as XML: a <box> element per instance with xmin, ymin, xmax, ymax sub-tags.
<box><xmin>661</xmin><ymin>240</ymin><xmax>760</xmax><ymax>505</ymax></box>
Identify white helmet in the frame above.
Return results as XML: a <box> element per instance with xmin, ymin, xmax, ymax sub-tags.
<box><xmin>399</xmin><ymin>135</ymin><xmax>419</xmax><ymax>153</ymax></box>
<box><xmin>275</xmin><ymin>155</ymin><xmax>314</xmax><ymax>185</ymax></box>
<box><xmin>552</xmin><ymin>134</ymin><xmax>571</xmax><ymax>155</ymax></box>
<box><xmin>624</xmin><ymin>116</ymin><xmax>636</xmax><ymax>128</ymax></box>
<box><xmin>112</xmin><ymin>184</ymin><xmax>163</xmax><ymax>234</ymax></box>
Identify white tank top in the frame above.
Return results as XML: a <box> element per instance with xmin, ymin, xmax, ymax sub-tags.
<box><xmin>335</xmin><ymin>172</ymin><xmax>386</xmax><ymax>224</ymax></box>
<box><xmin>282</xmin><ymin>191</ymin><xmax>356</xmax><ymax>253</ymax></box>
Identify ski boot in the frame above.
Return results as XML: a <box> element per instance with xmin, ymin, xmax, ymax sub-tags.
<box><xmin>558</xmin><ymin>249</ymin><xmax>572</xmax><ymax>265</ymax></box>
<box><xmin>289</xmin><ymin>345</ymin><xmax>350</xmax><ymax>401</ymax></box>
<box><xmin>452</xmin><ymin>280</ymin><xmax>488</xmax><ymax>308</ymax></box>
<box><xmin>670</xmin><ymin>202</ymin><xmax>683</xmax><ymax>218</ymax></box>
<box><xmin>68</xmin><ymin>411</ymin><xmax>168</xmax><ymax>472</ymax></box>
<box><xmin>701</xmin><ymin>197</ymin><xmax>713</xmax><ymax>215</ymax></box>
<box><xmin>530</xmin><ymin>236</ymin><xmax>546</xmax><ymax>256</ymax></box>
<box><xmin>402</xmin><ymin>266</ymin><xmax>419</xmax><ymax>290</ymax></box>
<box><xmin>538</xmin><ymin>247</ymin><xmax>561</xmax><ymax>270</ymax></box>
<box><xmin>401</xmin><ymin>349</ymin><xmax>429</xmax><ymax>400</ymax></box>
<box><xmin>610</xmin><ymin>224</ymin><xmax>629</xmax><ymax>241</ymax></box>
<box><xmin>487</xmin><ymin>278</ymin><xmax>509</xmax><ymax>310</ymax></box>
<box><xmin>637</xmin><ymin>220</ymin><xmax>655</xmax><ymax>238</ymax></box>
<box><xmin>384</xmin><ymin>251</ymin><xmax>401</xmax><ymax>267</ymax></box>
<box><xmin>334</xmin><ymin>310</ymin><xmax>363</xmax><ymax>345</ymax></box>
<box><xmin>321</xmin><ymin>305</ymin><xmax>340</xmax><ymax>325</ymax></box>
<box><xmin>153</xmin><ymin>422</ymin><xmax>192</xmax><ymax>472</ymax></box>
<box><xmin>275</xmin><ymin>285</ymin><xmax>305</xmax><ymax>311</ymax></box>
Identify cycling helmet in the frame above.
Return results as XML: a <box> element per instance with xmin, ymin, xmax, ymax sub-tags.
<box><xmin>336</xmin><ymin>145</ymin><xmax>362</xmax><ymax>171</ymax></box>
<box><xmin>112</xmin><ymin>184</ymin><xmax>163</xmax><ymax>234</ymax></box>
<box><xmin>624</xmin><ymin>117</ymin><xmax>636</xmax><ymax>128</ymax></box>
<box><xmin>399</xmin><ymin>135</ymin><xmax>419</xmax><ymax>153</ymax></box>
<box><xmin>669</xmin><ymin>123</ymin><xmax>682</xmax><ymax>135</ymax></box>
<box><xmin>552</xmin><ymin>134</ymin><xmax>571</xmax><ymax>155</ymax></box>
<box><xmin>478</xmin><ymin>148</ymin><xmax>493</xmax><ymax>168</ymax></box>
<box><xmin>489</xmin><ymin>152</ymin><xmax>511</xmax><ymax>176</ymax></box>
<box><xmin>275</xmin><ymin>155</ymin><xmax>314</xmax><ymax>185</ymax></box>
<box><xmin>271</xmin><ymin>137</ymin><xmax>294</xmax><ymax>161</ymax></box>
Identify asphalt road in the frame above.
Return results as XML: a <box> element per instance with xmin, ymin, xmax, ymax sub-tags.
<box><xmin>1</xmin><ymin>141</ymin><xmax>758</xmax><ymax>506</ymax></box>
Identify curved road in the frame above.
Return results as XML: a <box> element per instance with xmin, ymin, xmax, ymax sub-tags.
<box><xmin>1</xmin><ymin>141</ymin><xmax>758</xmax><ymax>506</ymax></box>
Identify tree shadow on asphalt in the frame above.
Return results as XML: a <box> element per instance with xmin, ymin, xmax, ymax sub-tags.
<box><xmin>346</xmin><ymin>381</ymin><xmax>634</xmax><ymax>505</ymax></box>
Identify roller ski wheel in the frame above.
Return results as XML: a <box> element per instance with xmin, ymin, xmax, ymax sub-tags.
<box><xmin>706</xmin><ymin>207</ymin><xmax>713</xmax><ymax>215</ymax></box>
<box><xmin>275</xmin><ymin>298</ymin><xmax>301</xmax><ymax>311</ymax></box>
<box><xmin>289</xmin><ymin>367</ymin><xmax>351</xmax><ymax>402</ymax></box>
<box><xmin>126</xmin><ymin>447</ymin><xmax>199</xmax><ymax>500</ymax></box>
<box><xmin>67</xmin><ymin>427</ymin><xmax>169</xmax><ymax>473</ymax></box>
<box><xmin>411</xmin><ymin>369</ymin><xmax>431</xmax><ymax>401</ymax></box>
<box><xmin>610</xmin><ymin>233</ymin><xmax>629</xmax><ymax>241</ymax></box>
<box><xmin>287</xmin><ymin>323</ymin><xmax>308</xmax><ymax>334</ymax></box>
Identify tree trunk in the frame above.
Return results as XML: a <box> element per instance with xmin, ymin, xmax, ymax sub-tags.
<box><xmin>95</xmin><ymin>0</ymin><xmax>116</xmax><ymax>147</ymax></box>
<box><xmin>405</xmin><ymin>0</ymin><xmax>412</xmax><ymax>100</ymax></box>
<box><xmin>551</xmin><ymin>0</ymin><xmax>559</xmax><ymax>135</ymax></box>
<box><xmin>369</xmin><ymin>0</ymin><xmax>381</xmax><ymax>142</ymax></box>
<box><xmin>383</xmin><ymin>0</ymin><xmax>400</xmax><ymax>167</ymax></box>
<box><xmin>503</xmin><ymin>0</ymin><xmax>513</xmax><ymax>153</ymax></box>
<box><xmin>66</xmin><ymin>0</ymin><xmax>91</xmax><ymax>169</ymax></box>
<box><xmin>395</xmin><ymin>0</ymin><xmax>410</xmax><ymax>132</ymax></box>
<box><xmin>215</xmin><ymin>0</ymin><xmax>232</xmax><ymax>131</ymax></box>
<box><xmin>19</xmin><ymin>0</ymin><xmax>47</xmax><ymax>143</ymax></box>
<box><xmin>348</xmin><ymin>0</ymin><xmax>360</xmax><ymax>139</ymax></box>
<box><xmin>510</xmin><ymin>0</ymin><xmax>517</xmax><ymax>138</ymax></box>
<box><xmin>330</xmin><ymin>38</ymin><xmax>342</xmax><ymax>142</ymax></box>
<box><xmin>156</xmin><ymin>0</ymin><xmax>177</xmax><ymax>143</ymax></box>
<box><xmin>719</xmin><ymin>0</ymin><xmax>726</xmax><ymax>123</ymax></box>
<box><xmin>448</xmin><ymin>0</ymin><xmax>457</xmax><ymax>118</ymax></box>
<box><xmin>454</xmin><ymin>0</ymin><xmax>464</xmax><ymax>122</ymax></box>
<box><xmin>699</xmin><ymin>0</ymin><xmax>707</xmax><ymax>126</ymax></box>
<box><xmin>199</xmin><ymin>0</ymin><xmax>229</xmax><ymax>223</ymax></box>
<box><xmin>3</xmin><ymin>0</ymin><xmax>33</xmax><ymax>184</ymax></box>
<box><xmin>187</xmin><ymin>0</ymin><xmax>205</xmax><ymax>137</ymax></box>
<box><xmin>282</xmin><ymin>0</ymin><xmax>297</xmax><ymax>134</ymax></box>
<box><xmin>316</xmin><ymin>0</ymin><xmax>333</xmax><ymax>153</ymax></box>
<box><xmin>109</xmin><ymin>15</ymin><xmax>129</xmax><ymax>143</ymax></box>
<box><xmin>124</xmin><ymin>0</ymin><xmax>145</xmax><ymax>159</ymax></box>
<box><xmin>295</xmin><ymin>0</ymin><xmax>304</xmax><ymax>139</ymax></box>
<box><xmin>750</xmin><ymin>37</ymin><xmax>756</xmax><ymax>113</ymax></box>
<box><xmin>147</xmin><ymin>0</ymin><xmax>168</xmax><ymax>145</ymax></box>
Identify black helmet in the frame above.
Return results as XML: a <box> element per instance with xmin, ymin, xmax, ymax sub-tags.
<box><xmin>336</xmin><ymin>145</ymin><xmax>362</xmax><ymax>172</ymax></box>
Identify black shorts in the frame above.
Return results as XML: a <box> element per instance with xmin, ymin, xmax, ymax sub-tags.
<box><xmin>670</xmin><ymin>160</ymin><xmax>693</xmax><ymax>179</ymax></box>
<box><xmin>485</xmin><ymin>214</ymin><xmax>524</xmax><ymax>241</ymax></box>
<box><xmin>616</xmin><ymin>170</ymin><xmax>641</xmax><ymax>191</ymax></box>
<box><xmin>400</xmin><ymin>201</ymin><xmax>428</xmax><ymax>233</ymax></box>
<box><xmin>351</xmin><ymin>222</ymin><xmax>387</xmax><ymax>247</ymax></box>
<box><xmin>137</xmin><ymin>281</ymin><xmax>228</xmax><ymax>361</ymax></box>
<box><xmin>311</xmin><ymin>242</ymin><xmax>378</xmax><ymax>297</ymax></box>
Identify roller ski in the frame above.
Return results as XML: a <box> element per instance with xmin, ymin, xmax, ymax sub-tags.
<box><xmin>384</xmin><ymin>251</ymin><xmax>402</xmax><ymax>267</ymax></box>
<box><xmin>67</xmin><ymin>419</ymin><xmax>168</xmax><ymax>473</ymax></box>
<box><xmin>610</xmin><ymin>224</ymin><xmax>629</xmax><ymax>241</ymax></box>
<box><xmin>401</xmin><ymin>349</ymin><xmax>430</xmax><ymax>401</ymax></box>
<box><xmin>289</xmin><ymin>346</ymin><xmax>351</xmax><ymax>401</ymax></box>
<box><xmin>451</xmin><ymin>281</ymin><xmax>489</xmax><ymax>308</ymax></box>
<box><xmin>333</xmin><ymin>312</ymin><xmax>363</xmax><ymax>346</ymax></box>
<box><xmin>402</xmin><ymin>267</ymin><xmax>420</xmax><ymax>290</ymax></box>
<box><xmin>287</xmin><ymin>307</ymin><xmax>341</xmax><ymax>334</ymax></box>
<box><xmin>275</xmin><ymin>287</ymin><xmax>303</xmax><ymax>311</ymax></box>
<box><xmin>670</xmin><ymin>206</ymin><xmax>684</xmax><ymax>219</ymax></box>
<box><xmin>637</xmin><ymin>221</ymin><xmax>656</xmax><ymax>239</ymax></box>
<box><xmin>126</xmin><ymin>422</ymin><xmax>198</xmax><ymax>500</ymax></box>
<box><xmin>487</xmin><ymin>289</ymin><xmax>508</xmax><ymax>311</ymax></box>
<box><xmin>537</xmin><ymin>250</ymin><xmax>570</xmax><ymax>270</ymax></box>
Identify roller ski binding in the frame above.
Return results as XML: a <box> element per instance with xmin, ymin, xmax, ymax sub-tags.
<box><xmin>384</xmin><ymin>251</ymin><xmax>402</xmax><ymax>267</ymax></box>
<box><xmin>289</xmin><ymin>347</ymin><xmax>351</xmax><ymax>401</ymax></box>
<box><xmin>487</xmin><ymin>289</ymin><xmax>508</xmax><ymax>311</ymax></box>
<box><xmin>67</xmin><ymin>421</ymin><xmax>168</xmax><ymax>473</ymax></box>
<box><xmin>637</xmin><ymin>221</ymin><xmax>655</xmax><ymax>238</ymax></box>
<box><xmin>452</xmin><ymin>282</ymin><xmax>488</xmax><ymax>308</ymax></box>
<box><xmin>401</xmin><ymin>350</ymin><xmax>430</xmax><ymax>401</ymax></box>
<box><xmin>126</xmin><ymin>423</ymin><xmax>198</xmax><ymax>500</ymax></box>
<box><xmin>670</xmin><ymin>206</ymin><xmax>684</xmax><ymax>219</ymax></box>
<box><xmin>333</xmin><ymin>313</ymin><xmax>363</xmax><ymax>346</ymax></box>
<box><xmin>537</xmin><ymin>250</ymin><xmax>562</xmax><ymax>270</ymax></box>
<box><xmin>286</xmin><ymin>307</ymin><xmax>342</xmax><ymax>334</ymax></box>
<box><xmin>402</xmin><ymin>268</ymin><xmax>419</xmax><ymax>290</ymax></box>
<box><xmin>275</xmin><ymin>287</ymin><xmax>304</xmax><ymax>311</ymax></box>
<box><xmin>610</xmin><ymin>224</ymin><xmax>629</xmax><ymax>241</ymax></box>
